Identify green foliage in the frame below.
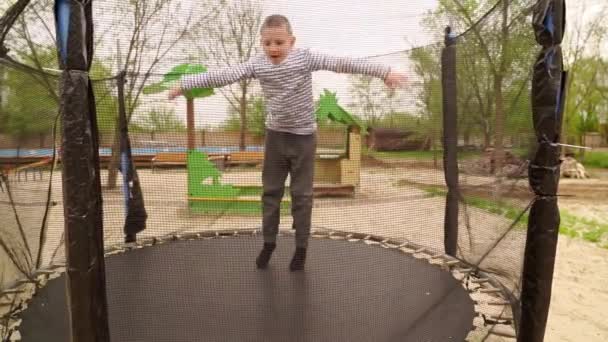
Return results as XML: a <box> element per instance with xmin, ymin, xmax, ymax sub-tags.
<box><xmin>560</xmin><ymin>210</ymin><xmax>608</xmax><ymax>248</ymax></box>
<box><xmin>91</xmin><ymin>62</ymin><xmax>121</xmax><ymax>133</ymax></box>
<box><xmin>414</xmin><ymin>0</ymin><xmax>536</xmax><ymax>149</ymax></box>
<box><xmin>0</xmin><ymin>47</ymin><xmax>58</xmax><ymax>142</ymax></box>
<box><xmin>347</xmin><ymin>75</ymin><xmax>405</xmax><ymax>128</ymax></box>
<box><xmin>418</xmin><ymin>183</ymin><xmax>608</xmax><ymax>248</ymax></box>
<box><xmin>131</xmin><ymin>108</ymin><xmax>186</xmax><ymax>133</ymax></box>
<box><xmin>579</xmin><ymin>151</ymin><xmax>608</xmax><ymax>169</ymax></box>
<box><xmin>368</xmin><ymin>150</ymin><xmax>438</xmax><ymax>160</ymax></box>
<box><xmin>564</xmin><ymin>57</ymin><xmax>607</xmax><ymax>143</ymax></box>
<box><xmin>222</xmin><ymin>95</ymin><xmax>266</xmax><ymax>135</ymax></box>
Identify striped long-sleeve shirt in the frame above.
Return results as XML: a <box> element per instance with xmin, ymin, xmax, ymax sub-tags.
<box><xmin>181</xmin><ymin>48</ymin><xmax>390</xmax><ymax>135</ymax></box>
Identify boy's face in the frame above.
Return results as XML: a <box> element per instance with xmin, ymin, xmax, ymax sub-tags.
<box><xmin>261</xmin><ymin>25</ymin><xmax>295</xmax><ymax>65</ymax></box>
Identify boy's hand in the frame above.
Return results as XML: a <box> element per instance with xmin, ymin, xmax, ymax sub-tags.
<box><xmin>168</xmin><ymin>86</ymin><xmax>183</xmax><ymax>100</ymax></box>
<box><xmin>384</xmin><ymin>71</ymin><xmax>408</xmax><ymax>89</ymax></box>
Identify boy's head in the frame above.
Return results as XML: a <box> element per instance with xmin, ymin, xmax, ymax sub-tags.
<box><xmin>260</xmin><ymin>15</ymin><xmax>295</xmax><ymax>65</ymax></box>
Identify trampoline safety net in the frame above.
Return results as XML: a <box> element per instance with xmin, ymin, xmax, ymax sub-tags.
<box><xmin>1</xmin><ymin>0</ymin><xmax>566</xmax><ymax>341</ymax></box>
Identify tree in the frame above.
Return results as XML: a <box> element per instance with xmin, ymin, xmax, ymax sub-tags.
<box><xmin>566</xmin><ymin>57</ymin><xmax>607</xmax><ymax>143</ymax></box>
<box><xmin>222</xmin><ymin>95</ymin><xmax>266</xmax><ymax>137</ymax></box>
<box><xmin>191</xmin><ymin>0</ymin><xmax>263</xmax><ymax>150</ymax></box>
<box><xmin>420</xmin><ymin>0</ymin><xmax>535</xmax><ymax>166</ymax></box>
<box><xmin>563</xmin><ymin>2</ymin><xmax>608</xmax><ymax>148</ymax></box>
<box><xmin>1</xmin><ymin>54</ymin><xmax>57</xmax><ymax>154</ymax></box>
<box><xmin>100</xmin><ymin>0</ymin><xmax>221</xmax><ymax>188</ymax></box>
<box><xmin>347</xmin><ymin>75</ymin><xmax>384</xmax><ymax>127</ymax></box>
<box><xmin>4</xmin><ymin>0</ymin><xmax>59</xmax><ymax>103</ymax></box>
<box><xmin>415</xmin><ymin>0</ymin><xmax>536</xmax><ymax>168</ymax></box>
<box><xmin>132</xmin><ymin>108</ymin><xmax>186</xmax><ymax>137</ymax></box>
<box><xmin>348</xmin><ymin>75</ymin><xmax>406</xmax><ymax>128</ymax></box>
<box><xmin>409</xmin><ymin>45</ymin><xmax>443</xmax><ymax>144</ymax></box>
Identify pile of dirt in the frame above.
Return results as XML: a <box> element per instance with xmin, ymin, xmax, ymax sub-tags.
<box><xmin>560</xmin><ymin>156</ymin><xmax>588</xmax><ymax>179</ymax></box>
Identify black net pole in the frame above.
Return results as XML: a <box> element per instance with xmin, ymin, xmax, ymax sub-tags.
<box><xmin>441</xmin><ymin>27</ymin><xmax>459</xmax><ymax>256</ymax></box>
<box><xmin>54</xmin><ymin>0</ymin><xmax>110</xmax><ymax>341</ymax></box>
<box><xmin>117</xmin><ymin>71</ymin><xmax>148</xmax><ymax>239</ymax></box>
<box><xmin>519</xmin><ymin>1</ymin><xmax>566</xmax><ymax>340</ymax></box>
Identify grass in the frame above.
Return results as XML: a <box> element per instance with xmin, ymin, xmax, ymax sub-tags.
<box><xmin>559</xmin><ymin>211</ymin><xmax>608</xmax><ymax>248</ymax></box>
<box><xmin>411</xmin><ymin>183</ymin><xmax>608</xmax><ymax>249</ymax></box>
<box><xmin>579</xmin><ymin>151</ymin><xmax>608</xmax><ymax>169</ymax></box>
<box><xmin>420</xmin><ymin>185</ymin><xmax>529</xmax><ymax>228</ymax></box>
<box><xmin>364</xmin><ymin>149</ymin><xmax>482</xmax><ymax>161</ymax></box>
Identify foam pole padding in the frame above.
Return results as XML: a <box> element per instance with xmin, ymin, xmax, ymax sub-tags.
<box><xmin>54</xmin><ymin>0</ymin><xmax>110</xmax><ymax>341</ymax></box>
<box><xmin>441</xmin><ymin>27</ymin><xmax>459</xmax><ymax>256</ymax></box>
<box><xmin>117</xmin><ymin>71</ymin><xmax>148</xmax><ymax>236</ymax></box>
<box><xmin>519</xmin><ymin>1</ymin><xmax>566</xmax><ymax>340</ymax></box>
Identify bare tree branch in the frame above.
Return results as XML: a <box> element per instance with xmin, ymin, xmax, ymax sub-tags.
<box><xmin>193</xmin><ymin>0</ymin><xmax>263</xmax><ymax>149</ymax></box>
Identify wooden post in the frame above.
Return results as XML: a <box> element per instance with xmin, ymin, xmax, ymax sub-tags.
<box><xmin>187</xmin><ymin>97</ymin><xmax>195</xmax><ymax>150</ymax></box>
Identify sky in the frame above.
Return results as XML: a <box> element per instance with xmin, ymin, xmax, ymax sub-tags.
<box><xmin>165</xmin><ymin>0</ymin><xmax>441</xmax><ymax>128</ymax></box>
<box><xmin>24</xmin><ymin>0</ymin><xmax>601</xmax><ymax>129</ymax></box>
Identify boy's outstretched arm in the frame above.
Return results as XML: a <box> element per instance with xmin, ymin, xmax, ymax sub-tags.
<box><xmin>169</xmin><ymin>61</ymin><xmax>256</xmax><ymax>99</ymax></box>
<box><xmin>306</xmin><ymin>50</ymin><xmax>407</xmax><ymax>89</ymax></box>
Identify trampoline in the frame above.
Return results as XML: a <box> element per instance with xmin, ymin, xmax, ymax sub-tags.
<box><xmin>1</xmin><ymin>1</ymin><xmax>567</xmax><ymax>341</ymax></box>
<box><xmin>18</xmin><ymin>232</ymin><xmax>476</xmax><ymax>342</ymax></box>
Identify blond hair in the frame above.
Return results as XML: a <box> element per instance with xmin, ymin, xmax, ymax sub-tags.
<box><xmin>261</xmin><ymin>14</ymin><xmax>292</xmax><ymax>35</ymax></box>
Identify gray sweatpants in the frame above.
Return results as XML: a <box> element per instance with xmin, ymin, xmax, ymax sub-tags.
<box><xmin>262</xmin><ymin>129</ymin><xmax>316</xmax><ymax>248</ymax></box>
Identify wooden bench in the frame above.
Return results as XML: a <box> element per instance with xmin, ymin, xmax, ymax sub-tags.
<box><xmin>7</xmin><ymin>157</ymin><xmax>52</xmax><ymax>181</ymax></box>
<box><xmin>151</xmin><ymin>152</ymin><xmax>187</xmax><ymax>171</ymax></box>
<box><xmin>226</xmin><ymin>151</ymin><xmax>265</xmax><ymax>167</ymax></box>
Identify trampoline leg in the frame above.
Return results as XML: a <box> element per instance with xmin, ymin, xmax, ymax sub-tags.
<box><xmin>289</xmin><ymin>247</ymin><xmax>307</xmax><ymax>271</ymax></box>
<box><xmin>256</xmin><ymin>242</ymin><xmax>276</xmax><ymax>269</ymax></box>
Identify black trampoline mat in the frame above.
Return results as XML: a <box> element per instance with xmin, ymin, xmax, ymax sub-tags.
<box><xmin>19</xmin><ymin>236</ymin><xmax>475</xmax><ymax>342</ymax></box>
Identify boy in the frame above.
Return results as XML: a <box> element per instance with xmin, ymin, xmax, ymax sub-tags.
<box><xmin>170</xmin><ymin>15</ymin><xmax>406</xmax><ymax>271</ymax></box>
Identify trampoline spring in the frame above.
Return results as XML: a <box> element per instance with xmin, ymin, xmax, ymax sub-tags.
<box><xmin>139</xmin><ymin>237</ymin><xmax>156</xmax><ymax>245</ymax></box>
<box><xmin>479</xmin><ymin>288</ymin><xmax>502</xmax><ymax>294</ymax></box>
<box><xmin>397</xmin><ymin>241</ymin><xmax>409</xmax><ymax>248</ymax></box>
<box><xmin>470</xmin><ymin>278</ymin><xmax>489</xmax><ymax>284</ymax></box>
<box><xmin>1</xmin><ymin>289</ymin><xmax>21</xmax><ymax>295</ymax></box>
<box><xmin>414</xmin><ymin>247</ymin><xmax>426</xmax><ymax>254</ymax></box>
<box><xmin>487</xmin><ymin>325</ymin><xmax>517</xmax><ymax>338</ymax></box>
<box><xmin>399</xmin><ymin>247</ymin><xmax>415</xmax><ymax>254</ymax></box>
<box><xmin>385</xmin><ymin>239</ymin><xmax>403</xmax><ymax>246</ymax></box>
<box><xmin>445</xmin><ymin>260</ymin><xmax>460</xmax><ymax>266</ymax></box>
<box><xmin>488</xmin><ymin>315</ymin><xmax>514</xmax><ymax>322</ymax></box>
<box><xmin>349</xmin><ymin>232</ymin><xmax>367</xmax><ymax>239</ymax></box>
<box><xmin>179</xmin><ymin>232</ymin><xmax>201</xmax><ymax>240</ymax></box>
<box><xmin>106</xmin><ymin>246</ymin><xmax>124</xmax><ymax>254</ymax></box>
<box><xmin>368</xmin><ymin>235</ymin><xmax>385</xmax><ymax>243</ymax></box>
<box><xmin>199</xmin><ymin>231</ymin><xmax>217</xmax><ymax>238</ymax></box>
<box><xmin>14</xmin><ymin>279</ymin><xmax>33</xmax><ymax>286</ymax></box>
<box><xmin>486</xmin><ymin>300</ymin><xmax>511</xmax><ymax>306</ymax></box>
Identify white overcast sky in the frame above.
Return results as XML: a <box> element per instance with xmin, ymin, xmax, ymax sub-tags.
<box><xmin>125</xmin><ymin>0</ymin><xmax>606</xmax><ymax>128</ymax></box>
<box><xmin>163</xmin><ymin>0</ymin><xmax>440</xmax><ymax>128</ymax></box>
